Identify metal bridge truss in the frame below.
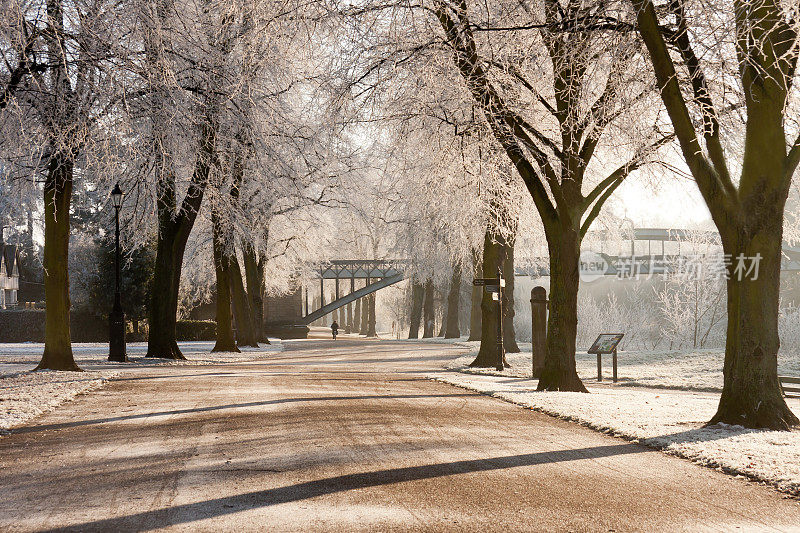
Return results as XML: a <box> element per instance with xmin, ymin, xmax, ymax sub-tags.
<box><xmin>318</xmin><ymin>260</ymin><xmax>406</xmax><ymax>280</ymax></box>
<box><xmin>302</xmin><ymin>260</ymin><xmax>407</xmax><ymax>325</ymax></box>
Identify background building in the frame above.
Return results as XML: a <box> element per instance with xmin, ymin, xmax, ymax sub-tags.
<box><xmin>0</xmin><ymin>241</ymin><xmax>20</xmax><ymax>308</ymax></box>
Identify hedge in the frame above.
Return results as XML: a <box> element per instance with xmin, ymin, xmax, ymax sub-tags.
<box><xmin>0</xmin><ymin>310</ymin><xmax>46</xmax><ymax>342</ymax></box>
<box><xmin>0</xmin><ymin>310</ymin><xmax>216</xmax><ymax>343</ymax></box>
<box><xmin>174</xmin><ymin>320</ymin><xmax>216</xmax><ymax>341</ymax></box>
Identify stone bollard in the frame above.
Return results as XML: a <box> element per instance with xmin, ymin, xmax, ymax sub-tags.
<box><xmin>530</xmin><ymin>286</ymin><xmax>548</xmax><ymax>378</ymax></box>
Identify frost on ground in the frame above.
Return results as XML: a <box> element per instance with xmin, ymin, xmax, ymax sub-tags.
<box><xmin>444</xmin><ymin>344</ymin><xmax>800</xmax><ymax>393</ymax></box>
<box><xmin>430</xmin><ymin>344</ymin><xmax>800</xmax><ymax>496</ymax></box>
<box><xmin>0</xmin><ymin>369</ymin><xmax>118</xmax><ymax>434</ymax></box>
<box><xmin>0</xmin><ymin>340</ymin><xmax>283</xmax><ymax>434</ymax></box>
<box><xmin>0</xmin><ymin>340</ymin><xmax>283</xmax><ymax>371</ymax></box>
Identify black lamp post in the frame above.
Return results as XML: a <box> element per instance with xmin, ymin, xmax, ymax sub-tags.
<box><xmin>108</xmin><ymin>183</ymin><xmax>127</xmax><ymax>362</ymax></box>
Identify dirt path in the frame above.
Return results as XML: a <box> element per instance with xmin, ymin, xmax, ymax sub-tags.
<box><xmin>0</xmin><ymin>337</ymin><xmax>798</xmax><ymax>532</ymax></box>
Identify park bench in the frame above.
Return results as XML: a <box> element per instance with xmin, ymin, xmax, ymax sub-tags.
<box><xmin>779</xmin><ymin>376</ymin><xmax>800</xmax><ymax>398</ymax></box>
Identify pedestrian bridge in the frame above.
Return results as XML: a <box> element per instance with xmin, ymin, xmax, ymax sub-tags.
<box><xmin>301</xmin><ymin>260</ymin><xmax>407</xmax><ymax>325</ymax></box>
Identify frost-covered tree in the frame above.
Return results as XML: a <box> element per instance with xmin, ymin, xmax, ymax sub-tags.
<box><xmin>334</xmin><ymin>0</ymin><xmax>671</xmax><ymax>389</ymax></box>
<box><xmin>118</xmin><ymin>0</ymin><xmax>330</xmax><ymax>358</ymax></box>
<box><xmin>429</xmin><ymin>0</ymin><xmax>673</xmax><ymax>389</ymax></box>
<box><xmin>654</xmin><ymin>232</ymin><xmax>727</xmax><ymax>349</ymax></box>
<box><xmin>0</xmin><ymin>0</ymin><xmax>133</xmax><ymax>370</ymax></box>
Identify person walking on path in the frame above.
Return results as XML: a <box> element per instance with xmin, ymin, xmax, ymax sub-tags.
<box><xmin>331</xmin><ymin>320</ymin><xmax>339</xmax><ymax>340</ymax></box>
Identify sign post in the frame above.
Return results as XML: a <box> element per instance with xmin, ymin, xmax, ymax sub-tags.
<box><xmin>587</xmin><ymin>333</ymin><xmax>625</xmax><ymax>382</ymax></box>
<box><xmin>495</xmin><ymin>267</ymin><xmax>504</xmax><ymax>371</ymax></box>
<box><xmin>530</xmin><ymin>286</ymin><xmax>547</xmax><ymax>378</ymax></box>
<box><xmin>473</xmin><ymin>273</ymin><xmax>506</xmax><ymax>371</ymax></box>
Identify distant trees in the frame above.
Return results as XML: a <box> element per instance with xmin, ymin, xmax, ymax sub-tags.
<box><xmin>335</xmin><ymin>0</ymin><xmax>668</xmax><ymax>385</ymax></box>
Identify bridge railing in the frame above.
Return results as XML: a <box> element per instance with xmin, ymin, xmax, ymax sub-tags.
<box><xmin>316</xmin><ymin>259</ymin><xmax>408</xmax><ymax>280</ymax></box>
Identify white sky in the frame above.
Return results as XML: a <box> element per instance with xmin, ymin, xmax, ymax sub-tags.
<box><xmin>610</xmin><ymin>171</ymin><xmax>713</xmax><ymax>229</ymax></box>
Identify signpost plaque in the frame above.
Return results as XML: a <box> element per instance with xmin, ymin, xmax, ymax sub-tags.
<box><xmin>588</xmin><ymin>333</ymin><xmax>625</xmax><ymax>382</ymax></box>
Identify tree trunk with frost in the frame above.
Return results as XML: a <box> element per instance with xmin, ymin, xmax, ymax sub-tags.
<box><xmin>537</xmin><ymin>222</ymin><xmax>586</xmax><ymax>391</ymax></box>
<box><xmin>502</xmin><ymin>236</ymin><xmax>519</xmax><ymax>353</ymax></box>
<box><xmin>422</xmin><ymin>279</ymin><xmax>435</xmax><ymax>338</ymax></box>
<box><xmin>146</xmin><ymin>120</ymin><xmax>214</xmax><ymax>359</ymax></box>
<box><xmin>211</xmin><ymin>209</ymin><xmax>238</xmax><ymax>353</ymax></box>
<box><xmin>37</xmin><ymin>152</ymin><xmax>80</xmax><ymax>371</ymax></box>
<box><xmin>229</xmin><ymin>252</ymin><xmax>258</xmax><ymax>347</ymax></box>
<box><xmin>243</xmin><ymin>243</ymin><xmax>267</xmax><ymax>343</ymax></box>
<box><xmin>35</xmin><ymin>0</ymin><xmax>83</xmax><ymax>371</ymax></box>
<box><xmin>408</xmin><ymin>280</ymin><xmax>424</xmax><ymax>339</ymax></box>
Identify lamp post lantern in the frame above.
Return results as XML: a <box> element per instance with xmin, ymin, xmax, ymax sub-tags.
<box><xmin>108</xmin><ymin>183</ymin><xmax>127</xmax><ymax>362</ymax></box>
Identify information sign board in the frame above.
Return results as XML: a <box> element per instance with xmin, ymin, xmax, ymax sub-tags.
<box><xmin>587</xmin><ymin>333</ymin><xmax>624</xmax><ymax>354</ymax></box>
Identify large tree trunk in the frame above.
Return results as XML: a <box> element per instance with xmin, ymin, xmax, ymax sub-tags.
<box><xmin>146</xmin><ymin>119</ymin><xmax>214</xmax><ymax>359</ymax></box>
<box><xmin>706</xmin><ymin>45</ymin><xmax>798</xmax><ymax>429</ymax></box>
<box><xmin>708</xmin><ymin>212</ymin><xmax>798</xmax><ymax>429</ymax></box>
<box><xmin>537</xmin><ymin>224</ymin><xmax>587</xmax><ymax>392</ymax></box>
<box><xmin>222</xmin><ymin>147</ymin><xmax>258</xmax><ymax>348</ymax></box>
<box><xmin>36</xmin><ymin>152</ymin><xmax>80</xmax><ymax>371</ymax></box>
<box><xmin>408</xmin><ymin>280</ymin><xmax>424</xmax><ymax>339</ymax></box>
<box><xmin>146</xmin><ymin>220</ymin><xmax>186</xmax><ymax>359</ymax></box>
<box><xmin>445</xmin><ymin>265</ymin><xmax>461</xmax><ymax>338</ymax></box>
<box><xmin>631</xmin><ymin>0</ymin><xmax>799</xmax><ymax>428</ymax></box>
<box><xmin>502</xmin><ymin>238</ymin><xmax>519</xmax><ymax>352</ymax></box>
<box><xmin>468</xmin><ymin>255</ymin><xmax>482</xmax><ymax>341</ymax></box>
<box><xmin>243</xmin><ymin>243</ymin><xmax>267</xmax><ymax>343</ymax></box>
<box><xmin>470</xmin><ymin>231</ymin><xmax>509</xmax><ymax>368</ymax></box>
<box><xmin>211</xmin><ymin>210</ymin><xmax>238</xmax><ymax>353</ymax></box>
<box><xmin>229</xmin><ymin>252</ymin><xmax>258</xmax><ymax>347</ymax></box>
<box><xmin>422</xmin><ymin>279</ymin><xmax>435</xmax><ymax>338</ymax></box>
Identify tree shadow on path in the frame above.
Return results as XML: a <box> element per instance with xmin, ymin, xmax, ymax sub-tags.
<box><xmin>11</xmin><ymin>393</ymin><xmax>477</xmax><ymax>434</ymax></box>
<box><xmin>44</xmin><ymin>443</ymin><xmax>647</xmax><ymax>532</ymax></box>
